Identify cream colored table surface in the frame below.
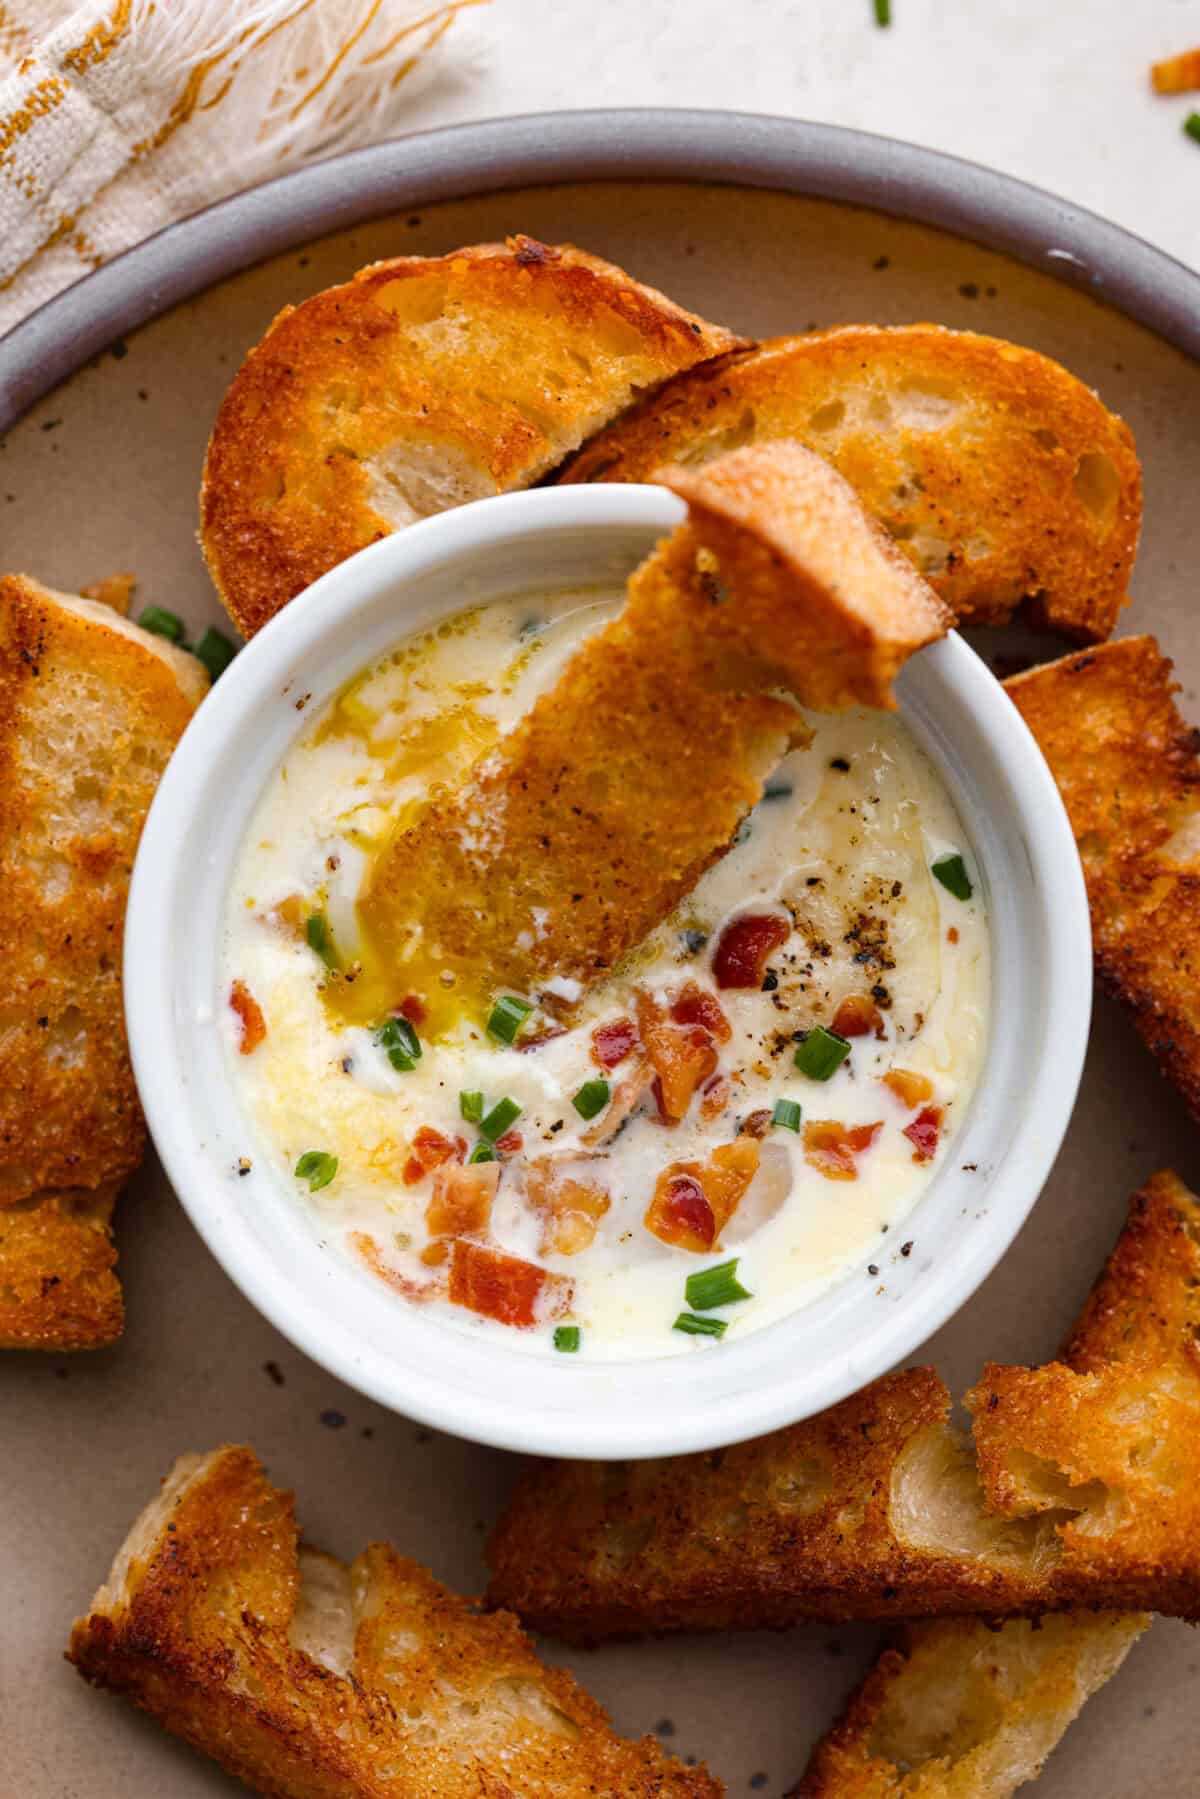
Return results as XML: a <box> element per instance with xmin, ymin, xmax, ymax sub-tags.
<box><xmin>2</xmin><ymin>181</ymin><xmax>1199</xmax><ymax>1796</ymax></box>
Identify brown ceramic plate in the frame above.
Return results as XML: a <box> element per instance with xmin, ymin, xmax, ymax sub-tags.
<box><xmin>2</xmin><ymin>113</ymin><xmax>1198</xmax><ymax>1798</ymax></box>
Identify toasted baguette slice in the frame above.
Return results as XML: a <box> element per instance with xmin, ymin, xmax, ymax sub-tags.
<box><xmin>200</xmin><ymin>236</ymin><xmax>744</xmax><ymax>637</ymax></box>
<box><xmin>561</xmin><ymin>326</ymin><xmax>1142</xmax><ymax>641</ymax></box>
<box><xmin>0</xmin><ymin>575</ymin><xmax>207</xmax><ymax>1347</ymax></box>
<box><xmin>1004</xmin><ymin>638</ymin><xmax>1200</xmax><ymax>1119</ymax></box>
<box><xmin>791</xmin><ymin>1612</ymin><xmax>1148</xmax><ymax>1798</ymax></box>
<box><xmin>359</xmin><ymin>442</ymin><xmax>950</xmax><ymax>1022</ymax></box>
<box><xmin>485</xmin><ymin>1172</ymin><xmax>1200</xmax><ymax>1641</ymax></box>
<box><xmin>68</xmin><ymin>1445</ymin><xmax>720</xmax><ymax>1799</ymax></box>
<box><xmin>791</xmin><ymin>1174</ymin><xmax>1186</xmax><ymax>1797</ymax></box>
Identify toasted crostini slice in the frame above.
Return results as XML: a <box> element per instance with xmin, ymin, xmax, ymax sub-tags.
<box><xmin>0</xmin><ymin>574</ymin><xmax>207</xmax><ymax>1347</ymax></box>
<box><xmin>485</xmin><ymin>1173</ymin><xmax>1200</xmax><ymax>1641</ymax></box>
<box><xmin>561</xmin><ymin>325</ymin><xmax>1142</xmax><ymax>641</ymax></box>
<box><xmin>359</xmin><ymin>441</ymin><xmax>950</xmax><ymax>1022</ymax></box>
<box><xmin>200</xmin><ymin>235</ymin><xmax>744</xmax><ymax>637</ymax></box>
<box><xmin>1005</xmin><ymin>637</ymin><xmax>1200</xmax><ymax>1122</ymax></box>
<box><xmin>68</xmin><ymin>1444</ymin><xmax>721</xmax><ymax>1798</ymax></box>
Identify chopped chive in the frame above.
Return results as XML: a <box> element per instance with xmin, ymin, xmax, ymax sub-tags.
<box><xmin>376</xmin><ymin>1015</ymin><xmax>421</xmax><ymax>1071</ymax></box>
<box><xmin>673</xmin><ymin>1311</ymin><xmax>728</xmax><ymax>1339</ymax></box>
<box><xmin>460</xmin><ymin>1090</ymin><xmax>484</xmax><ymax>1123</ymax></box>
<box><xmin>931</xmin><ymin>852</ymin><xmax>973</xmax><ymax>902</ymax></box>
<box><xmin>306</xmin><ymin>912</ymin><xmax>338</xmax><ymax>969</ymax></box>
<box><xmin>874</xmin><ymin>0</ymin><xmax>891</xmax><ymax>22</ymax></box>
<box><xmin>487</xmin><ymin>994</ymin><xmax>533</xmax><ymax>1045</ymax></box>
<box><xmin>685</xmin><ymin>1259</ymin><xmax>753</xmax><ymax>1311</ymax></box>
<box><xmin>554</xmin><ymin>1324</ymin><xmax>581</xmax><ymax>1353</ymax></box>
<box><xmin>772</xmin><ymin>1098</ymin><xmax>803</xmax><ymax>1132</ymax></box>
<box><xmin>794</xmin><ymin>1024</ymin><xmax>851</xmax><ymax>1081</ymax></box>
<box><xmin>572</xmin><ymin>1078</ymin><xmax>611</xmax><ymax>1121</ymax></box>
<box><xmin>479</xmin><ymin>1095</ymin><xmax>522</xmax><ymax>1141</ymax></box>
<box><xmin>138</xmin><ymin>604</ymin><xmax>186</xmax><ymax>643</ymax></box>
<box><xmin>468</xmin><ymin>1142</ymin><xmax>497</xmax><ymax>1164</ymax></box>
<box><xmin>762</xmin><ymin>779</ymin><xmax>793</xmax><ymax>802</ymax></box>
<box><xmin>1186</xmin><ymin>112</ymin><xmax>1200</xmax><ymax>145</ymax></box>
<box><xmin>294</xmin><ymin>1150</ymin><xmax>338</xmax><ymax>1191</ymax></box>
<box><xmin>193</xmin><ymin>625</ymin><xmax>238</xmax><ymax>681</ymax></box>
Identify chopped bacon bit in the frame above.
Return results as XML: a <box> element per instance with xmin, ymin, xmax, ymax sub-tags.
<box><xmin>670</xmin><ymin>980</ymin><xmax>732</xmax><ymax>1043</ymax></box>
<box><xmin>395</xmin><ymin>992</ymin><xmax>427</xmax><ymax>1025</ymax></box>
<box><xmin>495</xmin><ymin>1129</ymin><xmax>524</xmax><ymax>1156</ymax></box>
<box><xmin>644</xmin><ymin>1139</ymin><xmax>760</xmax><ymax>1251</ymax></box>
<box><xmin>903</xmin><ymin>1105</ymin><xmax>944</xmax><ymax>1163</ymax></box>
<box><xmin>350</xmin><ymin>1232</ymin><xmax>437</xmax><ymax>1302</ymax></box>
<box><xmin>882</xmin><ymin>1068</ymin><xmax>935</xmax><ymax>1109</ymax></box>
<box><xmin>712</xmin><ymin>911</ymin><xmax>791</xmax><ymax>989</ymax></box>
<box><xmin>426</xmin><ymin>1160</ymin><xmax>499</xmax><ymax>1238</ymax></box>
<box><xmin>803</xmin><ymin>1119</ymin><xmax>883</xmax><ymax>1182</ymax></box>
<box><xmin>584</xmin><ymin>1057</ymin><xmax>653</xmax><ymax>1145</ymax></box>
<box><xmin>270</xmin><ymin>894</ymin><xmax>306</xmax><ymax>935</ymax></box>
<box><xmin>420</xmin><ymin>1240</ymin><xmax>449</xmax><ymax>1267</ymax></box>
<box><xmin>591</xmin><ymin>1015</ymin><xmax>640</xmax><ymax>1069</ymax></box>
<box><xmin>700</xmin><ymin>1073</ymin><xmax>732</xmax><ymax>1123</ymax></box>
<box><xmin>229</xmin><ymin>979</ymin><xmax>266</xmax><ymax>1054</ymax></box>
<box><xmin>832</xmin><ymin>993</ymin><xmax>885</xmax><ymax>1039</ymax></box>
<box><xmin>524</xmin><ymin>1159</ymin><xmax>611</xmax><ymax>1255</ymax></box>
<box><xmin>519</xmin><ymin>1024</ymin><xmax>568</xmax><ymax>1053</ymax></box>
<box><xmin>637</xmin><ymin>988</ymin><xmax>720</xmax><ymax>1123</ymax></box>
<box><xmin>402</xmin><ymin>1125</ymin><xmax>468</xmax><ymax>1186</ymax></box>
<box><xmin>1151</xmin><ymin>47</ymin><xmax>1200</xmax><ymax>93</ymax></box>
<box><xmin>947</xmin><ymin>925</ymin><xmax>959</xmax><ymax>945</ymax></box>
<box><xmin>738</xmin><ymin>1108</ymin><xmax>774</xmax><ymax>1140</ymax></box>
<box><xmin>448</xmin><ymin>1239</ymin><xmax>571</xmax><ymax>1328</ymax></box>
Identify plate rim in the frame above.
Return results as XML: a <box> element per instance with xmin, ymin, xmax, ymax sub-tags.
<box><xmin>1</xmin><ymin>105</ymin><xmax>1198</xmax><ymax>432</ymax></box>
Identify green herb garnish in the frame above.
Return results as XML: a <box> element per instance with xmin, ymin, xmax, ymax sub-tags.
<box><xmin>480</xmin><ymin>1096</ymin><xmax>522</xmax><ymax>1141</ymax></box>
<box><xmin>794</xmin><ymin>1025</ymin><xmax>851</xmax><ymax>1081</ymax></box>
<box><xmin>138</xmin><ymin>605</ymin><xmax>186</xmax><ymax>643</ymax></box>
<box><xmin>294</xmin><ymin>1150</ymin><xmax>338</xmax><ymax>1191</ymax></box>
<box><xmin>685</xmin><ymin>1259</ymin><xmax>752</xmax><ymax>1311</ymax></box>
<box><xmin>874</xmin><ymin>0</ymin><xmax>891</xmax><ymax>23</ymax></box>
<box><xmin>376</xmin><ymin>1015</ymin><xmax>421</xmax><ymax>1071</ymax></box>
<box><xmin>487</xmin><ymin>994</ymin><xmax>533</xmax><ymax>1045</ymax></box>
<box><xmin>572</xmin><ymin>1078</ymin><xmax>611</xmax><ymax>1121</ymax></box>
<box><xmin>772</xmin><ymin>1098</ymin><xmax>803</xmax><ymax>1132</ymax></box>
<box><xmin>673</xmin><ymin>1312</ymin><xmax>729</xmax><ymax>1339</ymax></box>
<box><xmin>459</xmin><ymin>1090</ymin><xmax>484</xmax><ymax>1123</ymax></box>
<box><xmin>1186</xmin><ymin>112</ymin><xmax>1200</xmax><ymax>145</ymax></box>
<box><xmin>306</xmin><ymin>912</ymin><xmax>338</xmax><ymax>969</ymax></box>
<box><xmin>193</xmin><ymin>625</ymin><xmax>238</xmax><ymax>681</ymax></box>
<box><xmin>554</xmin><ymin>1325</ymin><xmax>581</xmax><ymax>1353</ymax></box>
<box><xmin>931</xmin><ymin>852</ymin><xmax>973</xmax><ymax>901</ymax></box>
<box><xmin>469</xmin><ymin>1143</ymin><xmax>497</xmax><ymax>1164</ymax></box>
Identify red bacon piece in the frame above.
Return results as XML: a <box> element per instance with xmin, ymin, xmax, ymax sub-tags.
<box><xmin>229</xmin><ymin>979</ymin><xmax>266</xmax><ymax>1054</ymax></box>
<box><xmin>426</xmin><ymin>1160</ymin><xmax>499</xmax><ymax>1238</ymax></box>
<box><xmin>448</xmin><ymin>1240</ymin><xmax>571</xmax><ymax>1328</ymax></box>
<box><xmin>591</xmin><ymin>1015</ymin><xmax>640</xmax><ymax>1070</ymax></box>
<box><xmin>350</xmin><ymin>1232</ymin><xmax>437</xmax><ymax>1302</ymax></box>
<box><xmin>637</xmin><ymin>988</ymin><xmax>720</xmax><ymax>1123</ymax></box>
<box><xmin>670</xmin><ymin>980</ymin><xmax>731</xmax><ymax>1042</ymax></box>
<box><xmin>403</xmin><ymin>1125</ymin><xmax>468</xmax><ymax>1187</ymax></box>
<box><xmin>395</xmin><ymin>992</ymin><xmax>427</xmax><ymax>1025</ymax></box>
<box><xmin>524</xmin><ymin>1159</ymin><xmax>611</xmax><ymax>1255</ymax></box>
<box><xmin>881</xmin><ymin>1068</ymin><xmax>935</xmax><ymax>1109</ymax></box>
<box><xmin>699</xmin><ymin>1073</ymin><xmax>732</xmax><ymax>1123</ymax></box>
<box><xmin>832</xmin><ymin>993</ymin><xmax>885</xmax><ymax>1039</ymax></box>
<box><xmin>712</xmin><ymin>911</ymin><xmax>791</xmax><ymax>989</ymax></box>
<box><xmin>903</xmin><ymin>1105</ymin><xmax>944</xmax><ymax>1163</ymax></box>
<box><xmin>803</xmin><ymin>1119</ymin><xmax>882</xmax><ymax>1182</ymax></box>
<box><xmin>644</xmin><ymin>1139</ymin><xmax>760</xmax><ymax>1252</ymax></box>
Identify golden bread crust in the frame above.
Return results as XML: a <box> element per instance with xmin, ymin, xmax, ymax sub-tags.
<box><xmin>561</xmin><ymin>325</ymin><xmax>1142</xmax><ymax>640</ymax></box>
<box><xmin>200</xmin><ymin>236</ymin><xmax>744</xmax><ymax>636</ymax></box>
<box><xmin>1004</xmin><ymin>639</ymin><xmax>1200</xmax><ymax>1120</ymax></box>
<box><xmin>485</xmin><ymin>1174</ymin><xmax>1200</xmax><ymax>1640</ymax></box>
<box><xmin>361</xmin><ymin>442</ymin><xmax>948</xmax><ymax>1015</ymax></box>
<box><xmin>0</xmin><ymin>574</ymin><xmax>205</xmax><ymax>1347</ymax></box>
<box><xmin>69</xmin><ymin>1445</ymin><xmax>720</xmax><ymax>1798</ymax></box>
<box><xmin>0</xmin><ymin>1182</ymin><xmax>123</xmax><ymax>1350</ymax></box>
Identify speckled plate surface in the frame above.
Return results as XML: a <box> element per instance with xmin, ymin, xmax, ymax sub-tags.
<box><xmin>1</xmin><ymin>113</ymin><xmax>1198</xmax><ymax>1798</ymax></box>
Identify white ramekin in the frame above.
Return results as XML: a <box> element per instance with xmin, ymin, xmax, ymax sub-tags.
<box><xmin>125</xmin><ymin>484</ymin><xmax>1091</xmax><ymax>1460</ymax></box>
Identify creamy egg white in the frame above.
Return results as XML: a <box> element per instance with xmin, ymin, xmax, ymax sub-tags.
<box><xmin>221</xmin><ymin>588</ymin><xmax>989</xmax><ymax>1359</ymax></box>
